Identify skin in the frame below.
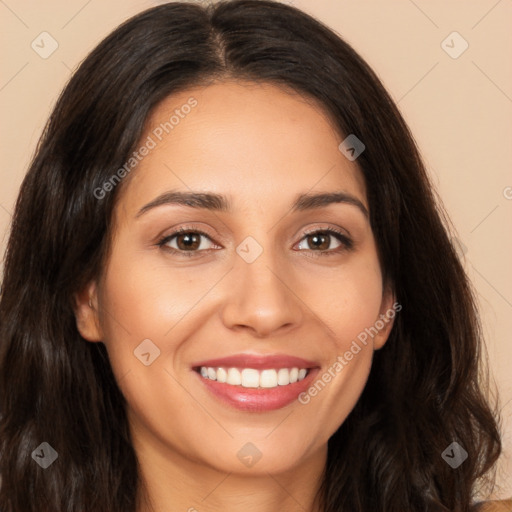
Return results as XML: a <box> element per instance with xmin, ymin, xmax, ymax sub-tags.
<box><xmin>74</xmin><ymin>80</ymin><xmax>395</xmax><ymax>512</ymax></box>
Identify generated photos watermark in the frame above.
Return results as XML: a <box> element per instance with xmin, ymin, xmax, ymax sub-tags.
<box><xmin>298</xmin><ymin>301</ymin><xmax>402</xmax><ymax>405</ymax></box>
<box><xmin>94</xmin><ymin>96</ymin><xmax>198</xmax><ymax>200</ymax></box>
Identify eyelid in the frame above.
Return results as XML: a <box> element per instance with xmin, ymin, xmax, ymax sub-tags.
<box><xmin>300</xmin><ymin>224</ymin><xmax>351</xmax><ymax>238</ymax></box>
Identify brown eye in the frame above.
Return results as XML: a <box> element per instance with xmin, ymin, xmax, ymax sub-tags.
<box><xmin>295</xmin><ymin>228</ymin><xmax>353</xmax><ymax>257</ymax></box>
<box><xmin>157</xmin><ymin>228</ymin><xmax>218</xmax><ymax>257</ymax></box>
<box><xmin>175</xmin><ymin>232</ymin><xmax>202</xmax><ymax>251</ymax></box>
<box><xmin>306</xmin><ymin>232</ymin><xmax>331</xmax><ymax>251</ymax></box>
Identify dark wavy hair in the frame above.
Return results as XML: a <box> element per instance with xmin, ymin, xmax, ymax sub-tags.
<box><xmin>0</xmin><ymin>1</ymin><xmax>503</xmax><ymax>511</ymax></box>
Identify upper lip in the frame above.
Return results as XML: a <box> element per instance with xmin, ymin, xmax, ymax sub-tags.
<box><xmin>192</xmin><ymin>353</ymin><xmax>320</xmax><ymax>370</ymax></box>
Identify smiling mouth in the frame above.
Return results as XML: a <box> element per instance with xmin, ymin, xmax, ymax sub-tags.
<box><xmin>193</xmin><ymin>366</ymin><xmax>310</xmax><ymax>389</ymax></box>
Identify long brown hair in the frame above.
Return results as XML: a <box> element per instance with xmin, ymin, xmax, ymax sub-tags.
<box><xmin>0</xmin><ymin>1</ymin><xmax>502</xmax><ymax>510</ymax></box>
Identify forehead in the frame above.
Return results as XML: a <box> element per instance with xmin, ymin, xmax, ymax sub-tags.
<box><xmin>116</xmin><ymin>80</ymin><xmax>367</xmax><ymax>217</ymax></box>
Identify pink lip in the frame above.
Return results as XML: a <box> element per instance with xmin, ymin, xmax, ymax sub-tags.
<box><xmin>191</xmin><ymin>353</ymin><xmax>319</xmax><ymax>371</ymax></box>
<box><xmin>194</xmin><ymin>367</ymin><xmax>320</xmax><ymax>412</ymax></box>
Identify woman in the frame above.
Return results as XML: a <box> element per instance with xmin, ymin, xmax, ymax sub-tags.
<box><xmin>0</xmin><ymin>1</ymin><xmax>508</xmax><ymax>511</ymax></box>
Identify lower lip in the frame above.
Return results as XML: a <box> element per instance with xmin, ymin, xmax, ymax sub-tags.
<box><xmin>194</xmin><ymin>368</ymin><xmax>320</xmax><ymax>412</ymax></box>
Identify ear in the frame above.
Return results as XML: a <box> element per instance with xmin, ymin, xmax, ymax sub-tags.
<box><xmin>373</xmin><ymin>284</ymin><xmax>399</xmax><ymax>351</ymax></box>
<box><xmin>73</xmin><ymin>281</ymin><xmax>103</xmax><ymax>342</ymax></box>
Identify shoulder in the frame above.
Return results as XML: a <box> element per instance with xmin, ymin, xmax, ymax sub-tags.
<box><xmin>472</xmin><ymin>499</ymin><xmax>512</xmax><ymax>512</ymax></box>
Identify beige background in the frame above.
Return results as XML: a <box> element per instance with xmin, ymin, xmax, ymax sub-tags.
<box><xmin>1</xmin><ymin>0</ymin><xmax>511</xmax><ymax>499</ymax></box>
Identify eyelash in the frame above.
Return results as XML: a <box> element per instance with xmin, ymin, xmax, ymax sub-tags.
<box><xmin>156</xmin><ymin>225</ymin><xmax>354</xmax><ymax>258</ymax></box>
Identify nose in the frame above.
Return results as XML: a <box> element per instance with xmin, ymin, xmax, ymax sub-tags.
<box><xmin>220</xmin><ymin>244</ymin><xmax>303</xmax><ymax>338</ymax></box>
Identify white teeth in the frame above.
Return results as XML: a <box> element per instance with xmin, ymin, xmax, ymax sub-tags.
<box><xmin>241</xmin><ymin>369</ymin><xmax>259</xmax><ymax>388</ymax></box>
<box><xmin>227</xmin><ymin>367</ymin><xmax>241</xmax><ymax>385</ymax></box>
<box><xmin>277</xmin><ymin>368</ymin><xmax>290</xmax><ymax>385</ymax></box>
<box><xmin>260</xmin><ymin>369</ymin><xmax>277</xmax><ymax>388</ymax></box>
<box><xmin>216</xmin><ymin>367</ymin><xmax>227</xmax><ymax>383</ymax></box>
<box><xmin>198</xmin><ymin>366</ymin><xmax>309</xmax><ymax>388</ymax></box>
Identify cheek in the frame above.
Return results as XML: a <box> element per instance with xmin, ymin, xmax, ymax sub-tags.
<box><xmin>295</xmin><ymin>252</ymin><xmax>383</xmax><ymax>429</ymax></box>
<box><xmin>299</xmin><ymin>252</ymin><xmax>384</xmax><ymax>345</ymax></box>
<box><xmin>96</xmin><ymin>240</ymin><xmax>227</xmax><ymax>383</ymax></box>
<box><xmin>96</xmin><ymin>250</ymin><xmax>204</xmax><ymax>436</ymax></box>
<box><xmin>101</xmin><ymin>226</ymin><xmax>191</xmax><ymax>324</ymax></box>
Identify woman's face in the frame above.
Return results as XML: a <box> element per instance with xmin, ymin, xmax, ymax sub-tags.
<box><xmin>77</xmin><ymin>80</ymin><xmax>395</xmax><ymax>476</ymax></box>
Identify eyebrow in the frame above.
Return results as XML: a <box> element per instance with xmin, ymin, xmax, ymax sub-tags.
<box><xmin>135</xmin><ymin>190</ymin><xmax>369</xmax><ymax>218</ymax></box>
